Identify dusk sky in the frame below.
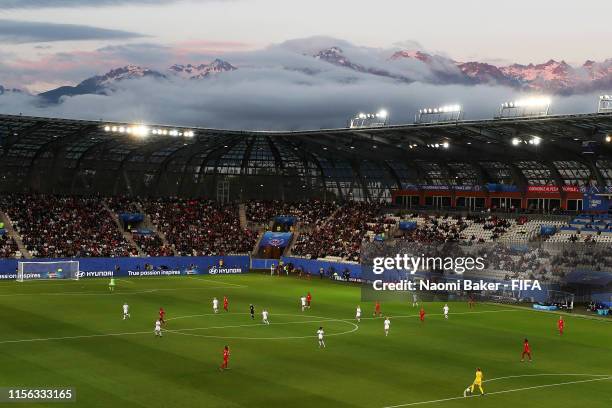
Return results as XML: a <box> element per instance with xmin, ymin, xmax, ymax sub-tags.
<box><xmin>3</xmin><ymin>1</ymin><xmax>611</xmax><ymax>64</ymax></box>
<box><xmin>0</xmin><ymin>0</ymin><xmax>610</xmax><ymax>129</ymax></box>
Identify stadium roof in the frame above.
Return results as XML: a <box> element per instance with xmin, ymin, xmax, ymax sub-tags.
<box><xmin>1</xmin><ymin>112</ymin><xmax>611</xmax><ymax>200</ymax></box>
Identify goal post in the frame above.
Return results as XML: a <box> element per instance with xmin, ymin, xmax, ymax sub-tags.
<box><xmin>17</xmin><ymin>261</ymin><xmax>80</xmax><ymax>282</ymax></box>
<box><xmin>547</xmin><ymin>289</ymin><xmax>574</xmax><ymax>310</ymax></box>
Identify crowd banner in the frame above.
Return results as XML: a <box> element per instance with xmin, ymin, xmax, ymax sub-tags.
<box><xmin>399</xmin><ymin>221</ymin><xmax>417</xmax><ymax>231</ymax></box>
<box><xmin>260</xmin><ymin>232</ymin><xmax>293</xmax><ymax>248</ymax></box>
<box><xmin>582</xmin><ymin>188</ymin><xmax>610</xmax><ymax>212</ymax></box>
<box><xmin>119</xmin><ymin>213</ymin><xmax>145</xmax><ymax>224</ymax></box>
<box><xmin>0</xmin><ymin>255</ymin><xmax>250</xmax><ymax>279</ymax></box>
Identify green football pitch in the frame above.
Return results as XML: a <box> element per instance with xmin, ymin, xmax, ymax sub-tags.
<box><xmin>0</xmin><ymin>274</ymin><xmax>610</xmax><ymax>408</ymax></box>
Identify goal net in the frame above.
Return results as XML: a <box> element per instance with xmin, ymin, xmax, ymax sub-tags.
<box><xmin>547</xmin><ymin>290</ymin><xmax>574</xmax><ymax>310</ymax></box>
<box><xmin>17</xmin><ymin>261</ymin><xmax>80</xmax><ymax>282</ymax></box>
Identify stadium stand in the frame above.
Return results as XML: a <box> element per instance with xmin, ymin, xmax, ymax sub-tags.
<box><xmin>0</xmin><ymin>234</ymin><xmax>19</xmax><ymax>258</ymax></box>
<box><xmin>291</xmin><ymin>202</ymin><xmax>393</xmax><ymax>262</ymax></box>
<box><xmin>246</xmin><ymin>200</ymin><xmax>338</xmax><ymax>226</ymax></box>
<box><xmin>140</xmin><ymin>198</ymin><xmax>256</xmax><ymax>256</ymax></box>
<box><xmin>0</xmin><ymin>112</ymin><xmax>611</xmax><ymax>263</ymax></box>
<box><xmin>0</xmin><ymin>195</ymin><xmax>135</xmax><ymax>258</ymax></box>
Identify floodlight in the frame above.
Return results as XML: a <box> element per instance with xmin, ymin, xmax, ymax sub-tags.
<box><xmin>498</xmin><ymin>97</ymin><xmax>551</xmax><ymax>118</ymax></box>
<box><xmin>598</xmin><ymin>95</ymin><xmax>612</xmax><ymax>113</ymax></box>
<box><xmin>103</xmin><ymin>126</ymin><xmax>110</xmax><ymax>132</ymax></box>
<box><xmin>512</xmin><ymin>138</ymin><xmax>521</xmax><ymax>146</ymax></box>
<box><xmin>416</xmin><ymin>104</ymin><xmax>463</xmax><ymax>123</ymax></box>
<box><xmin>349</xmin><ymin>109</ymin><xmax>390</xmax><ymax>128</ymax></box>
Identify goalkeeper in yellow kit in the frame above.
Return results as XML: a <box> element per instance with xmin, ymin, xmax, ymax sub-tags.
<box><xmin>469</xmin><ymin>368</ymin><xmax>485</xmax><ymax>396</ymax></box>
<box><xmin>463</xmin><ymin>368</ymin><xmax>484</xmax><ymax>397</ymax></box>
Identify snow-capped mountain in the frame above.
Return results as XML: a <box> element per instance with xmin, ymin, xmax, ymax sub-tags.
<box><xmin>39</xmin><ymin>60</ymin><xmax>236</xmax><ymax>103</ymax></box>
<box><xmin>313</xmin><ymin>47</ymin><xmax>411</xmax><ymax>82</ymax></box>
<box><xmin>39</xmin><ymin>65</ymin><xmax>167</xmax><ymax>103</ymax></box>
<box><xmin>168</xmin><ymin>59</ymin><xmax>237</xmax><ymax>80</ymax></box>
<box><xmin>390</xmin><ymin>50</ymin><xmax>433</xmax><ymax>64</ymax></box>
<box><xmin>318</xmin><ymin>47</ymin><xmax>612</xmax><ymax>93</ymax></box>
<box><xmin>30</xmin><ymin>46</ymin><xmax>612</xmax><ymax>105</ymax></box>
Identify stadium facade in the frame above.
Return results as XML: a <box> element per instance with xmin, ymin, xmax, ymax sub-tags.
<box><xmin>1</xmin><ymin>112</ymin><xmax>611</xmax><ymax>206</ymax></box>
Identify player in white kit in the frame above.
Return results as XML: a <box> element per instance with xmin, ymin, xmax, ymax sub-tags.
<box><xmin>443</xmin><ymin>304</ymin><xmax>449</xmax><ymax>319</ymax></box>
<box><xmin>213</xmin><ymin>297</ymin><xmax>219</xmax><ymax>313</ymax></box>
<box><xmin>355</xmin><ymin>306</ymin><xmax>362</xmax><ymax>323</ymax></box>
<box><xmin>317</xmin><ymin>326</ymin><xmax>325</xmax><ymax>348</ymax></box>
<box><xmin>384</xmin><ymin>317</ymin><xmax>391</xmax><ymax>336</ymax></box>
<box><xmin>262</xmin><ymin>309</ymin><xmax>270</xmax><ymax>325</ymax></box>
<box><xmin>122</xmin><ymin>303</ymin><xmax>130</xmax><ymax>320</ymax></box>
<box><xmin>412</xmin><ymin>293</ymin><xmax>418</xmax><ymax>307</ymax></box>
<box><xmin>300</xmin><ymin>296</ymin><xmax>307</xmax><ymax>312</ymax></box>
<box><xmin>154</xmin><ymin>319</ymin><xmax>162</xmax><ymax>337</ymax></box>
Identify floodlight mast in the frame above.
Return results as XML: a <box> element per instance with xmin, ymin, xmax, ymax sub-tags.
<box><xmin>598</xmin><ymin>95</ymin><xmax>612</xmax><ymax>113</ymax></box>
<box><xmin>497</xmin><ymin>97</ymin><xmax>551</xmax><ymax>118</ymax></box>
<box><xmin>348</xmin><ymin>110</ymin><xmax>390</xmax><ymax>129</ymax></box>
<box><xmin>415</xmin><ymin>105</ymin><xmax>463</xmax><ymax>124</ymax></box>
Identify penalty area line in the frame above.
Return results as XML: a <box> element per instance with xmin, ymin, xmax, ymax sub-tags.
<box><xmin>382</xmin><ymin>376</ymin><xmax>612</xmax><ymax>408</ymax></box>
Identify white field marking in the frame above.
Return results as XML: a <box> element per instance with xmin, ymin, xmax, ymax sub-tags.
<box><xmin>483</xmin><ymin>373</ymin><xmax>612</xmax><ymax>383</ymax></box>
<box><xmin>183</xmin><ymin>276</ymin><xmax>247</xmax><ymax>287</ymax></box>
<box><xmin>165</xmin><ymin>309</ymin><xmax>520</xmax><ymax>324</ymax></box>
<box><xmin>166</xmin><ymin>313</ymin><xmax>349</xmax><ymax>331</ymax></box>
<box><xmin>0</xmin><ymin>308</ymin><xmax>524</xmax><ymax>345</ymax></box>
<box><xmin>359</xmin><ymin>309</ymin><xmax>520</xmax><ymax>321</ymax></box>
<box><xmin>486</xmin><ymin>302</ymin><xmax>612</xmax><ymax>323</ymax></box>
<box><xmin>165</xmin><ymin>315</ymin><xmax>359</xmax><ymax>340</ymax></box>
<box><xmin>0</xmin><ymin>280</ymin><xmax>87</xmax><ymax>287</ymax></box>
<box><xmin>0</xmin><ymin>330</ymin><xmax>153</xmax><ymax>345</ymax></box>
<box><xmin>0</xmin><ymin>314</ymin><xmax>357</xmax><ymax>344</ymax></box>
<box><xmin>382</xmin><ymin>374</ymin><xmax>612</xmax><ymax>408</ymax></box>
<box><xmin>166</xmin><ymin>312</ymin><xmax>251</xmax><ymax>321</ymax></box>
<box><xmin>116</xmin><ymin>279</ymin><xmax>135</xmax><ymax>284</ymax></box>
<box><xmin>0</xmin><ymin>286</ymin><xmax>246</xmax><ymax>297</ymax></box>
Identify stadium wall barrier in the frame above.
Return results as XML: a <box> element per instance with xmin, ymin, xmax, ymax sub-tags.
<box><xmin>251</xmin><ymin>258</ymin><xmax>279</xmax><ymax>270</ymax></box>
<box><xmin>0</xmin><ymin>256</ymin><xmax>250</xmax><ymax>279</ymax></box>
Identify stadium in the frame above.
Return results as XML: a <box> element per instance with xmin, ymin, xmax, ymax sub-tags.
<box><xmin>0</xmin><ymin>101</ymin><xmax>611</xmax><ymax>407</ymax></box>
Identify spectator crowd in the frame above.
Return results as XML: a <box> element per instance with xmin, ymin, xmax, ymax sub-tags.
<box><xmin>141</xmin><ymin>198</ymin><xmax>256</xmax><ymax>256</ymax></box>
<box><xmin>0</xmin><ymin>195</ymin><xmax>134</xmax><ymax>258</ymax></box>
<box><xmin>246</xmin><ymin>200</ymin><xmax>338</xmax><ymax>226</ymax></box>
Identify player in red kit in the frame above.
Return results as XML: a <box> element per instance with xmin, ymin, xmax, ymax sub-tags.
<box><xmin>159</xmin><ymin>307</ymin><xmax>166</xmax><ymax>325</ymax></box>
<box><xmin>219</xmin><ymin>345</ymin><xmax>230</xmax><ymax>371</ymax></box>
<box><xmin>306</xmin><ymin>292</ymin><xmax>312</xmax><ymax>308</ymax></box>
<box><xmin>558</xmin><ymin>316</ymin><xmax>564</xmax><ymax>335</ymax></box>
<box><xmin>374</xmin><ymin>301</ymin><xmax>381</xmax><ymax>317</ymax></box>
<box><xmin>223</xmin><ymin>296</ymin><xmax>229</xmax><ymax>312</ymax></box>
<box><xmin>419</xmin><ymin>307</ymin><xmax>425</xmax><ymax>322</ymax></box>
<box><xmin>521</xmin><ymin>338</ymin><xmax>532</xmax><ymax>362</ymax></box>
<box><xmin>468</xmin><ymin>294</ymin><xmax>476</xmax><ymax>309</ymax></box>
